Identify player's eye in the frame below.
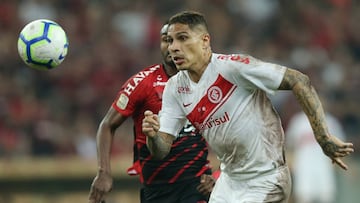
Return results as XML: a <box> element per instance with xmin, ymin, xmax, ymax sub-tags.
<box><xmin>165</xmin><ymin>37</ymin><xmax>173</xmax><ymax>43</ymax></box>
<box><xmin>161</xmin><ymin>37</ymin><xmax>168</xmax><ymax>43</ymax></box>
<box><xmin>178</xmin><ymin>35</ymin><xmax>187</xmax><ymax>41</ymax></box>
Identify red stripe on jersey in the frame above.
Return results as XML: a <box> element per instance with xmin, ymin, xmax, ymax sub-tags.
<box><xmin>196</xmin><ymin>160</ymin><xmax>211</xmax><ymax>177</ymax></box>
<box><xmin>140</xmin><ymin>155</ymin><xmax>152</xmax><ymax>183</ymax></box>
<box><xmin>171</xmin><ymin>136</ymin><xmax>189</xmax><ymax>147</ymax></box>
<box><xmin>146</xmin><ymin>150</ymin><xmax>187</xmax><ymax>184</ymax></box>
<box><xmin>187</xmin><ymin>74</ymin><xmax>236</xmax><ymax>131</ymax></box>
<box><xmin>169</xmin><ymin>146</ymin><xmax>206</xmax><ymax>183</ymax></box>
<box><xmin>145</xmin><ymin>136</ymin><xmax>189</xmax><ymax>184</ymax></box>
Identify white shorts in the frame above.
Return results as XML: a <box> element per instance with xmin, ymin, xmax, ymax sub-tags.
<box><xmin>209</xmin><ymin>166</ymin><xmax>292</xmax><ymax>203</ymax></box>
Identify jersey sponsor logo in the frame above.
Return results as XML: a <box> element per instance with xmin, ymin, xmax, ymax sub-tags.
<box><xmin>217</xmin><ymin>54</ymin><xmax>250</xmax><ymax>64</ymax></box>
<box><xmin>157</xmin><ymin>75</ymin><xmax>162</xmax><ymax>81</ymax></box>
<box><xmin>194</xmin><ymin>112</ymin><xmax>230</xmax><ymax>131</ymax></box>
<box><xmin>153</xmin><ymin>81</ymin><xmax>167</xmax><ymax>87</ymax></box>
<box><xmin>153</xmin><ymin>74</ymin><xmax>167</xmax><ymax>87</ymax></box>
<box><xmin>116</xmin><ymin>93</ymin><xmax>129</xmax><ymax>110</ymax></box>
<box><xmin>123</xmin><ymin>65</ymin><xmax>161</xmax><ymax>95</ymax></box>
<box><xmin>178</xmin><ymin>86</ymin><xmax>191</xmax><ymax>94</ymax></box>
<box><xmin>187</xmin><ymin>74</ymin><xmax>236</xmax><ymax>131</ymax></box>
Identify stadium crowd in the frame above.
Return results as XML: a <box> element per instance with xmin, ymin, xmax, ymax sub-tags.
<box><xmin>0</xmin><ymin>0</ymin><xmax>359</xmax><ymax>160</ymax></box>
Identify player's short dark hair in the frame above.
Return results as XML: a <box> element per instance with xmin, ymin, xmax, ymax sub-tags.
<box><xmin>168</xmin><ymin>11</ymin><xmax>208</xmax><ymax>32</ymax></box>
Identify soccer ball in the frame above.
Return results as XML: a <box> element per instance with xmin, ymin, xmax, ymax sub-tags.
<box><xmin>17</xmin><ymin>19</ymin><xmax>69</xmax><ymax>71</ymax></box>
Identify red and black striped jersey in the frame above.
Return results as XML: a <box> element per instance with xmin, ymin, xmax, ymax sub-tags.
<box><xmin>112</xmin><ymin>64</ymin><xmax>211</xmax><ymax>185</ymax></box>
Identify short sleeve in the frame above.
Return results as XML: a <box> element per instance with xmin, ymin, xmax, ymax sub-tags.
<box><xmin>158</xmin><ymin>78</ymin><xmax>187</xmax><ymax>137</ymax></box>
<box><xmin>234</xmin><ymin>55</ymin><xmax>287</xmax><ymax>95</ymax></box>
<box><xmin>112</xmin><ymin>75</ymin><xmax>148</xmax><ymax>117</ymax></box>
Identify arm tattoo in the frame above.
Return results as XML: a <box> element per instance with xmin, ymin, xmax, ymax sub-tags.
<box><xmin>280</xmin><ymin>69</ymin><xmax>330</xmax><ymax>145</ymax></box>
<box><xmin>147</xmin><ymin>133</ymin><xmax>173</xmax><ymax>160</ymax></box>
<box><xmin>321</xmin><ymin>139</ymin><xmax>339</xmax><ymax>157</ymax></box>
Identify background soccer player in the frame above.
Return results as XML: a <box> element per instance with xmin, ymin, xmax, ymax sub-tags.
<box><xmin>88</xmin><ymin>23</ymin><xmax>215</xmax><ymax>203</ymax></box>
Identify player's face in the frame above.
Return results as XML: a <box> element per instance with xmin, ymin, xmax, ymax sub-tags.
<box><xmin>167</xmin><ymin>23</ymin><xmax>209</xmax><ymax>71</ymax></box>
<box><xmin>160</xmin><ymin>33</ymin><xmax>175</xmax><ymax>67</ymax></box>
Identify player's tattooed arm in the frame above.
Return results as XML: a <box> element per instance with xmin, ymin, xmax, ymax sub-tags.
<box><xmin>142</xmin><ymin>110</ymin><xmax>175</xmax><ymax>160</ymax></box>
<box><xmin>279</xmin><ymin>68</ymin><xmax>354</xmax><ymax>170</ymax></box>
<box><xmin>147</xmin><ymin>132</ymin><xmax>174</xmax><ymax>160</ymax></box>
<box><xmin>278</xmin><ymin>68</ymin><xmax>329</xmax><ymax>141</ymax></box>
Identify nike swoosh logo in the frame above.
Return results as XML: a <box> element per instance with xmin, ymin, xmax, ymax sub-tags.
<box><xmin>183</xmin><ymin>103</ymin><xmax>192</xmax><ymax>107</ymax></box>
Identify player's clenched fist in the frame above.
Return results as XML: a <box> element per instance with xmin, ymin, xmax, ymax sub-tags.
<box><xmin>142</xmin><ymin>110</ymin><xmax>174</xmax><ymax>160</ymax></box>
<box><xmin>142</xmin><ymin>110</ymin><xmax>160</xmax><ymax>138</ymax></box>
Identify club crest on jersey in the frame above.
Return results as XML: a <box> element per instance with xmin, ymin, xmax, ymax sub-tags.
<box><xmin>116</xmin><ymin>93</ymin><xmax>129</xmax><ymax>110</ymax></box>
<box><xmin>207</xmin><ymin>86</ymin><xmax>222</xmax><ymax>104</ymax></box>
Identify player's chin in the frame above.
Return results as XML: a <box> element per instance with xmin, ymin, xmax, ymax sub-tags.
<box><xmin>174</xmin><ymin>63</ymin><xmax>186</xmax><ymax>70</ymax></box>
<box><xmin>176</xmin><ymin>66</ymin><xmax>188</xmax><ymax>71</ymax></box>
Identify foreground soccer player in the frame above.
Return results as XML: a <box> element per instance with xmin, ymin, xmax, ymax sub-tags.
<box><xmin>142</xmin><ymin>11</ymin><xmax>354</xmax><ymax>203</ymax></box>
<box><xmin>88</xmin><ymin>23</ymin><xmax>215</xmax><ymax>203</ymax></box>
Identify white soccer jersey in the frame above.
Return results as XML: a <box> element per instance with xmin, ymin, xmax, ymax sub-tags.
<box><xmin>159</xmin><ymin>53</ymin><xmax>287</xmax><ymax>180</ymax></box>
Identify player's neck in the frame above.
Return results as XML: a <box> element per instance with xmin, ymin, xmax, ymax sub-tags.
<box><xmin>188</xmin><ymin>51</ymin><xmax>212</xmax><ymax>83</ymax></box>
<box><xmin>163</xmin><ymin>63</ymin><xmax>178</xmax><ymax>77</ymax></box>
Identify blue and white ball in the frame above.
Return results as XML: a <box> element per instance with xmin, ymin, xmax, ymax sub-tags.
<box><xmin>17</xmin><ymin>19</ymin><xmax>69</xmax><ymax>71</ymax></box>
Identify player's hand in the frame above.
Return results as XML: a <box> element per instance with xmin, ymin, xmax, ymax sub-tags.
<box><xmin>197</xmin><ymin>174</ymin><xmax>216</xmax><ymax>196</ymax></box>
<box><xmin>142</xmin><ymin>110</ymin><xmax>160</xmax><ymax>138</ymax></box>
<box><xmin>319</xmin><ymin>135</ymin><xmax>354</xmax><ymax>170</ymax></box>
<box><xmin>88</xmin><ymin>170</ymin><xmax>113</xmax><ymax>203</ymax></box>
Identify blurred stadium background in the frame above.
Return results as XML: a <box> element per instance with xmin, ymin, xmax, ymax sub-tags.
<box><xmin>0</xmin><ymin>0</ymin><xmax>359</xmax><ymax>202</ymax></box>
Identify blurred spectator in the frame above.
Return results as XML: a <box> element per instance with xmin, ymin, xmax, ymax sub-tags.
<box><xmin>286</xmin><ymin>111</ymin><xmax>346</xmax><ymax>203</ymax></box>
<box><xmin>18</xmin><ymin>0</ymin><xmax>57</xmax><ymax>23</ymax></box>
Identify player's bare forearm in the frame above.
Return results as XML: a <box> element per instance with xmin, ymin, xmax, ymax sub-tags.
<box><xmin>142</xmin><ymin>110</ymin><xmax>175</xmax><ymax>159</ymax></box>
<box><xmin>96</xmin><ymin>123</ymin><xmax>113</xmax><ymax>174</ymax></box>
<box><xmin>89</xmin><ymin>123</ymin><xmax>114</xmax><ymax>203</ymax></box>
<box><xmin>89</xmin><ymin>108</ymin><xmax>125</xmax><ymax>203</ymax></box>
<box><xmin>279</xmin><ymin>68</ymin><xmax>354</xmax><ymax>170</ymax></box>
<box><xmin>96</xmin><ymin>107</ymin><xmax>126</xmax><ymax>173</ymax></box>
<box><xmin>146</xmin><ymin>132</ymin><xmax>174</xmax><ymax>160</ymax></box>
<box><xmin>279</xmin><ymin>68</ymin><xmax>329</xmax><ymax>142</ymax></box>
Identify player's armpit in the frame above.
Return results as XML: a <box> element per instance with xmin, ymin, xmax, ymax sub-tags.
<box><xmin>278</xmin><ymin>68</ymin><xmax>310</xmax><ymax>91</ymax></box>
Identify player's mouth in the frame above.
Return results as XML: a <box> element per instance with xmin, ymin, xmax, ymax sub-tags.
<box><xmin>172</xmin><ymin>56</ymin><xmax>185</xmax><ymax>65</ymax></box>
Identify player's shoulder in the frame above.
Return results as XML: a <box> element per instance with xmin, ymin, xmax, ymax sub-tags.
<box><xmin>128</xmin><ymin>63</ymin><xmax>164</xmax><ymax>83</ymax></box>
<box><xmin>137</xmin><ymin>63</ymin><xmax>164</xmax><ymax>79</ymax></box>
<box><xmin>212</xmin><ymin>53</ymin><xmax>254</xmax><ymax>65</ymax></box>
<box><xmin>143</xmin><ymin>63</ymin><xmax>164</xmax><ymax>72</ymax></box>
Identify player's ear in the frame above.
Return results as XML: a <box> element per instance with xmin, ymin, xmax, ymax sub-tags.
<box><xmin>202</xmin><ymin>34</ymin><xmax>210</xmax><ymax>49</ymax></box>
